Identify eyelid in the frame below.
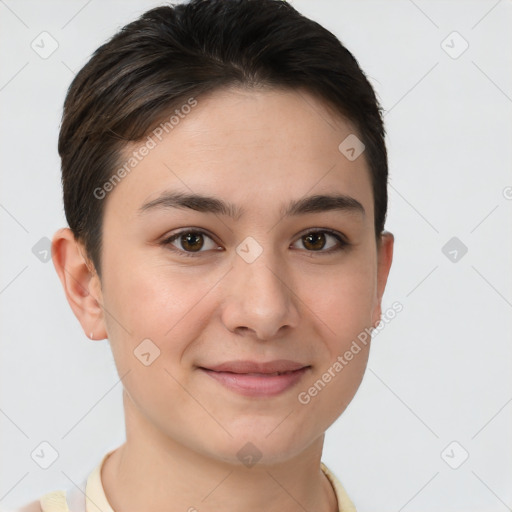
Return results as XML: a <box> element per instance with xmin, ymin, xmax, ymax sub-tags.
<box><xmin>161</xmin><ymin>227</ymin><xmax>349</xmax><ymax>257</ymax></box>
<box><xmin>293</xmin><ymin>227</ymin><xmax>348</xmax><ymax>245</ymax></box>
<box><xmin>290</xmin><ymin>228</ymin><xmax>348</xmax><ymax>253</ymax></box>
<box><xmin>161</xmin><ymin>228</ymin><xmax>220</xmax><ymax>258</ymax></box>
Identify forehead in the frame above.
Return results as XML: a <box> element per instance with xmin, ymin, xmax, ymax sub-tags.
<box><xmin>104</xmin><ymin>86</ymin><xmax>373</xmax><ymax>223</ymax></box>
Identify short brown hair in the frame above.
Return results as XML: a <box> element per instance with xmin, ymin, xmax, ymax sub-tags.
<box><xmin>58</xmin><ymin>0</ymin><xmax>388</xmax><ymax>280</ymax></box>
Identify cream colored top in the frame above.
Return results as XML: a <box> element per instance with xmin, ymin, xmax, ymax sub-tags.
<box><xmin>31</xmin><ymin>450</ymin><xmax>357</xmax><ymax>512</ymax></box>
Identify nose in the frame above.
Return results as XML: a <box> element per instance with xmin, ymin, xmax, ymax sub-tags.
<box><xmin>220</xmin><ymin>248</ymin><xmax>301</xmax><ymax>341</ymax></box>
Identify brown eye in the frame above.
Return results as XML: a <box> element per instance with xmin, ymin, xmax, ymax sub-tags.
<box><xmin>292</xmin><ymin>230</ymin><xmax>347</xmax><ymax>254</ymax></box>
<box><xmin>162</xmin><ymin>229</ymin><xmax>219</xmax><ymax>257</ymax></box>
<box><xmin>180</xmin><ymin>232</ymin><xmax>204</xmax><ymax>252</ymax></box>
<box><xmin>302</xmin><ymin>232</ymin><xmax>327</xmax><ymax>251</ymax></box>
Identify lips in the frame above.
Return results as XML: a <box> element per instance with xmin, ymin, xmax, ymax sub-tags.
<box><xmin>198</xmin><ymin>360</ymin><xmax>310</xmax><ymax>397</ymax></box>
<box><xmin>203</xmin><ymin>359</ymin><xmax>308</xmax><ymax>374</ymax></box>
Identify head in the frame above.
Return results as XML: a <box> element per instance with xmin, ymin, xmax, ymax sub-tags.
<box><xmin>52</xmin><ymin>0</ymin><xmax>393</xmax><ymax>466</ymax></box>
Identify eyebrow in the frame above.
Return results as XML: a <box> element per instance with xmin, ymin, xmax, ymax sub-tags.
<box><xmin>138</xmin><ymin>191</ymin><xmax>365</xmax><ymax>220</ymax></box>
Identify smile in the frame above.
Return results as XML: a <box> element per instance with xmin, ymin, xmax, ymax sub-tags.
<box><xmin>198</xmin><ymin>360</ymin><xmax>311</xmax><ymax>397</ymax></box>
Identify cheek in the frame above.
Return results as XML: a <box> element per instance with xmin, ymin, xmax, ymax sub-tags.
<box><xmin>105</xmin><ymin>253</ymin><xmax>216</xmax><ymax>340</ymax></box>
<box><xmin>296</xmin><ymin>268</ymin><xmax>374</xmax><ymax>424</ymax></box>
<box><xmin>293</xmin><ymin>253</ymin><xmax>375</xmax><ymax>411</ymax></box>
<box><xmin>299</xmin><ymin>257</ymin><xmax>376</xmax><ymax>345</ymax></box>
<box><xmin>101</xmin><ymin>255</ymin><xmax>232</xmax><ymax>406</ymax></box>
<box><xmin>100</xmin><ymin>259</ymin><xmax>210</xmax><ymax>432</ymax></box>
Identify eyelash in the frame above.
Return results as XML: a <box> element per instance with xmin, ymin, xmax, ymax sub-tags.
<box><xmin>160</xmin><ymin>228</ymin><xmax>350</xmax><ymax>258</ymax></box>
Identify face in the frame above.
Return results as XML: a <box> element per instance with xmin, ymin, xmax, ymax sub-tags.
<box><xmin>72</xmin><ymin>87</ymin><xmax>393</xmax><ymax>465</ymax></box>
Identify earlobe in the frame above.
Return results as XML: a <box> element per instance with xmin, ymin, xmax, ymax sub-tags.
<box><xmin>51</xmin><ymin>227</ymin><xmax>107</xmax><ymax>340</ymax></box>
<box><xmin>371</xmin><ymin>231</ymin><xmax>394</xmax><ymax>327</ymax></box>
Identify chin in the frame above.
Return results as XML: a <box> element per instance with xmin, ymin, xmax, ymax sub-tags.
<box><xmin>199</xmin><ymin>419</ymin><xmax>319</xmax><ymax>467</ymax></box>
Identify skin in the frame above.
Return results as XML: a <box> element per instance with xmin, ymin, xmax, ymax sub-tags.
<box><xmin>52</xmin><ymin>86</ymin><xmax>393</xmax><ymax>512</ymax></box>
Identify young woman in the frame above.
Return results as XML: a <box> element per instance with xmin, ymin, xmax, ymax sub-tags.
<box><xmin>17</xmin><ymin>0</ymin><xmax>393</xmax><ymax>510</ymax></box>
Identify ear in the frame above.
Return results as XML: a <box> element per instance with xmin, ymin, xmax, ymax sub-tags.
<box><xmin>51</xmin><ymin>227</ymin><xmax>107</xmax><ymax>340</ymax></box>
<box><xmin>371</xmin><ymin>231</ymin><xmax>394</xmax><ymax>328</ymax></box>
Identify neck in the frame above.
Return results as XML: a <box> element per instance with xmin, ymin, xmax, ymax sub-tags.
<box><xmin>101</xmin><ymin>393</ymin><xmax>338</xmax><ymax>512</ymax></box>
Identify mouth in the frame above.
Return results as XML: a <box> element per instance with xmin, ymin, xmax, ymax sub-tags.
<box><xmin>198</xmin><ymin>360</ymin><xmax>311</xmax><ymax>397</ymax></box>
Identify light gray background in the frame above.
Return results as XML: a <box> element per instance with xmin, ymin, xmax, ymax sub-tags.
<box><xmin>1</xmin><ymin>0</ymin><xmax>511</xmax><ymax>510</ymax></box>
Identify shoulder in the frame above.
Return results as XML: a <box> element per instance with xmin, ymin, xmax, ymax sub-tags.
<box><xmin>12</xmin><ymin>490</ymin><xmax>68</xmax><ymax>512</ymax></box>
<box><xmin>10</xmin><ymin>499</ymin><xmax>41</xmax><ymax>512</ymax></box>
